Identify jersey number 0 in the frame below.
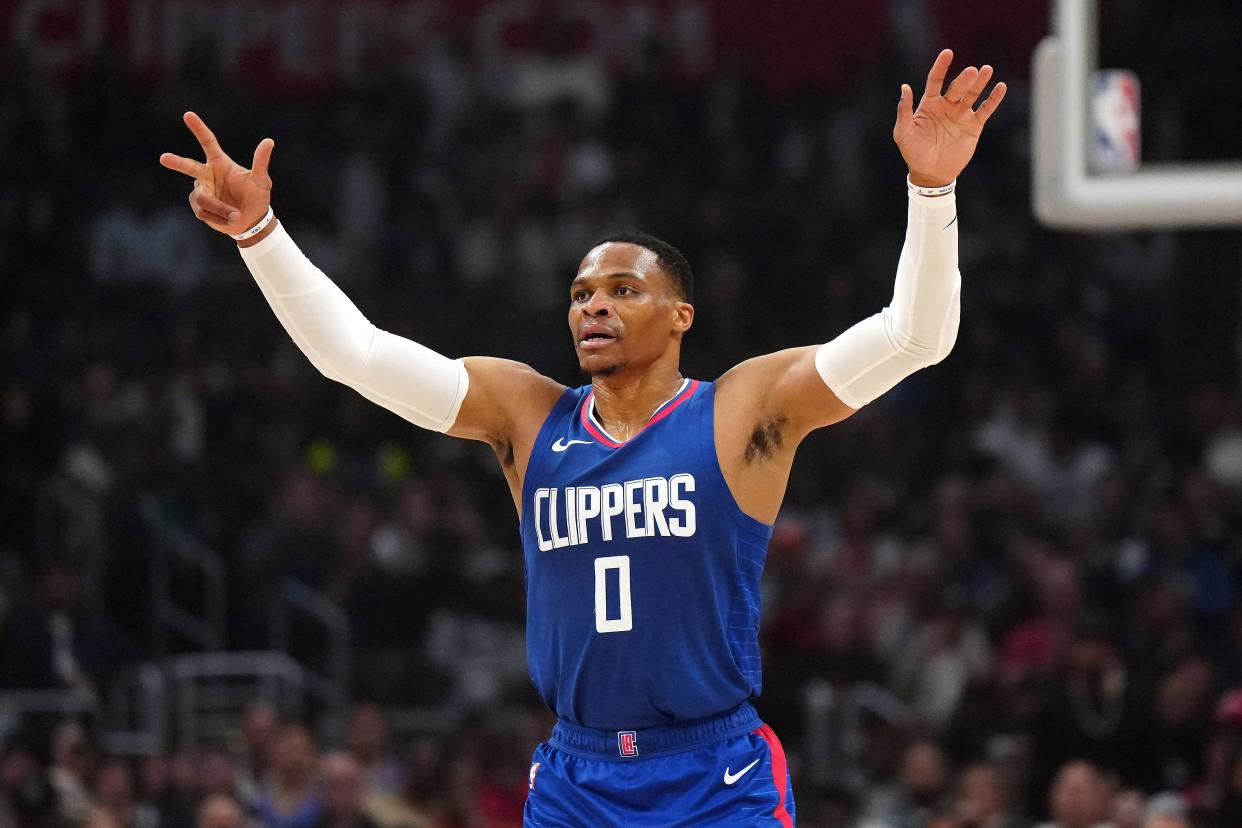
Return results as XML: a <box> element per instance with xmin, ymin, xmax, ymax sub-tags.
<box><xmin>594</xmin><ymin>555</ymin><xmax>633</xmax><ymax>633</ymax></box>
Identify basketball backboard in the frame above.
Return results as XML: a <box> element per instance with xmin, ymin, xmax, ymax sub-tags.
<box><xmin>1032</xmin><ymin>0</ymin><xmax>1242</xmax><ymax>229</ymax></box>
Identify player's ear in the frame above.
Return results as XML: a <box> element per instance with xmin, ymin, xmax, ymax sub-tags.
<box><xmin>672</xmin><ymin>301</ymin><xmax>694</xmax><ymax>333</ymax></box>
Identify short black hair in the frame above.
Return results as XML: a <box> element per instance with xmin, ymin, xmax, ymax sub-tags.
<box><xmin>593</xmin><ymin>231</ymin><xmax>694</xmax><ymax>303</ymax></box>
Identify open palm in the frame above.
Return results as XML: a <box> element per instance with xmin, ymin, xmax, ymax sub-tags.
<box><xmin>894</xmin><ymin>50</ymin><xmax>1007</xmax><ymax>187</ymax></box>
<box><xmin>159</xmin><ymin>112</ymin><xmax>275</xmax><ymax>236</ymax></box>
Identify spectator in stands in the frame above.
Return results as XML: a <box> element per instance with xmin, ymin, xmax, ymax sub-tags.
<box><xmin>1110</xmin><ymin>789</ymin><xmax>1145</xmax><ymax>828</ymax></box>
<box><xmin>865</xmin><ymin>739</ymin><xmax>953</xmax><ymax>828</ymax></box>
<box><xmin>999</xmin><ymin>553</ymin><xmax>1082</xmax><ymax>682</ymax></box>
<box><xmin>1036</xmin><ymin>761</ymin><xmax>1115</xmax><ymax>828</ymax></box>
<box><xmin>315</xmin><ymin>752</ymin><xmax>379</xmax><ymax>828</ymax></box>
<box><xmin>1209</xmin><ymin>747</ymin><xmax>1242</xmax><ymax>828</ymax></box>
<box><xmin>891</xmin><ymin>594</ymin><xmax>993</xmax><ymax>733</ymax></box>
<box><xmin>84</xmin><ymin>805</ymin><xmax>123</xmax><ymax>828</ymax></box>
<box><xmin>87</xmin><ymin>166</ymin><xmax>209</xmax><ymax>293</ymax></box>
<box><xmin>451</xmin><ymin>717</ymin><xmax>527</xmax><ymax>826</ymax></box>
<box><xmin>1</xmin><ymin>734</ymin><xmax>46</xmax><ymax>828</ymax></box>
<box><xmin>238</xmin><ymin>703</ymin><xmax>279</xmax><ymax>806</ymax></box>
<box><xmin>1030</xmin><ymin>616</ymin><xmax>1157</xmax><ymax>811</ymax></box>
<box><xmin>199</xmin><ymin>743</ymin><xmax>243</xmax><ymax>802</ymax></box>
<box><xmin>136</xmin><ymin>754</ymin><xmax>190</xmax><ymax>828</ymax></box>
<box><xmin>254</xmin><ymin>723</ymin><xmax>322</xmax><ymax>828</ymax></box>
<box><xmin>47</xmin><ymin>721</ymin><xmax>94</xmax><ymax>824</ymax></box>
<box><xmin>1140</xmin><ymin>793</ymin><xmax>1188</xmax><ymax>828</ymax></box>
<box><xmin>1153</xmin><ymin>651</ymin><xmax>1217</xmax><ymax>790</ymax></box>
<box><xmin>6</xmin><ymin>771</ymin><xmax>65</xmax><ymax>828</ymax></box>
<box><xmin>365</xmin><ymin>737</ymin><xmax>442</xmax><ymax>828</ymax></box>
<box><xmin>854</xmin><ymin>708</ymin><xmax>916</xmax><ymax>818</ymax></box>
<box><xmin>344</xmin><ymin>704</ymin><xmax>402</xmax><ymax>797</ymax></box>
<box><xmin>1143</xmin><ymin>815</ymin><xmax>1188</xmax><ymax>828</ymax></box>
<box><xmin>197</xmin><ymin>794</ymin><xmax>248</xmax><ymax>828</ymax></box>
<box><xmin>1128</xmin><ymin>576</ymin><xmax>1197</xmax><ymax>676</ymax></box>
<box><xmin>92</xmin><ymin>758</ymin><xmax>149</xmax><ymax>828</ymax></box>
<box><xmin>166</xmin><ymin>746</ymin><xmax>207</xmax><ymax>828</ymax></box>
<box><xmin>0</xmin><ymin>559</ymin><xmax>123</xmax><ymax>694</ymax></box>
<box><xmin>1186</xmin><ymin>689</ymin><xmax>1242</xmax><ymax>823</ymax></box>
<box><xmin>956</xmin><ymin>761</ymin><xmax>1029</xmax><ymax>828</ymax></box>
<box><xmin>435</xmin><ymin>756</ymin><xmax>487</xmax><ymax>828</ymax></box>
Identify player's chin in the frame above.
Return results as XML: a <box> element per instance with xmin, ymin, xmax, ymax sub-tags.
<box><xmin>578</xmin><ymin>354</ymin><xmax>627</xmax><ymax>378</ymax></box>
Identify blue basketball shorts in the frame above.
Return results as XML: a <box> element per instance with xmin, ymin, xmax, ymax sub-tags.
<box><xmin>524</xmin><ymin>703</ymin><xmax>795</xmax><ymax>827</ymax></box>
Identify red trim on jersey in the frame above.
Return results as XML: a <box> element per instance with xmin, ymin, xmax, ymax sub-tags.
<box><xmin>580</xmin><ymin>399</ymin><xmax>625</xmax><ymax>447</ymax></box>
<box><xmin>755</xmin><ymin>724</ymin><xmax>793</xmax><ymax>828</ymax></box>
<box><xmin>580</xmin><ymin>380</ymin><xmax>700</xmax><ymax>448</ymax></box>
<box><xmin>645</xmin><ymin>380</ymin><xmax>700</xmax><ymax>428</ymax></box>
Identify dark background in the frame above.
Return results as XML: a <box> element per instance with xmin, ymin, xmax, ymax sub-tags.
<box><xmin>3</xmin><ymin>1</ymin><xmax>1242</xmax><ymax>826</ymax></box>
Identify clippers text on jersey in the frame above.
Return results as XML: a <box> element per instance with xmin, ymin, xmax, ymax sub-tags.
<box><xmin>531</xmin><ymin>474</ymin><xmax>697</xmax><ymax>551</ymax></box>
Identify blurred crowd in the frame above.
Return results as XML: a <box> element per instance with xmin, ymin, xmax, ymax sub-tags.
<box><xmin>4</xmin><ymin>1</ymin><xmax>1242</xmax><ymax>826</ymax></box>
<box><xmin>7</xmin><ymin>689</ymin><xmax>1242</xmax><ymax>828</ymax></box>
<box><xmin>0</xmin><ymin>700</ymin><xmax>535</xmax><ymax>828</ymax></box>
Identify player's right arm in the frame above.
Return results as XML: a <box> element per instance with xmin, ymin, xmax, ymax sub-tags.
<box><xmin>159</xmin><ymin>112</ymin><xmax>564</xmax><ymax>464</ymax></box>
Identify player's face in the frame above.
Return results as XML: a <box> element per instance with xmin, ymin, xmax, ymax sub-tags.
<box><xmin>569</xmin><ymin>243</ymin><xmax>692</xmax><ymax>377</ymax></box>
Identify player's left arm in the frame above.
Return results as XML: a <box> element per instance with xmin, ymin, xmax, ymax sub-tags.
<box><xmin>719</xmin><ymin>50</ymin><xmax>1007</xmax><ymax>442</ymax></box>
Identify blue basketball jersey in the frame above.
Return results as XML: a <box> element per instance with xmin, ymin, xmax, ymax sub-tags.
<box><xmin>520</xmin><ymin>379</ymin><xmax>774</xmax><ymax>731</ymax></box>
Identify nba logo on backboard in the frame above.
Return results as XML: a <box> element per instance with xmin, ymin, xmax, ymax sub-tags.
<box><xmin>1092</xmin><ymin>69</ymin><xmax>1140</xmax><ymax>173</ymax></box>
<box><xmin>618</xmin><ymin>731</ymin><xmax>638</xmax><ymax>757</ymax></box>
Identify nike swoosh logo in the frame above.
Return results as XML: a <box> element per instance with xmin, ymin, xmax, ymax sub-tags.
<box><xmin>723</xmin><ymin>757</ymin><xmax>762</xmax><ymax>785</ymax></box>
<box><xmin>552</xmin><ymin>438</ymin><xmax>594</xmax><ymax>452</ymax></box>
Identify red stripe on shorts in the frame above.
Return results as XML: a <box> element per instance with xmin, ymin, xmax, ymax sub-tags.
<box><xmin>754</xmin><ymin>724</ymin><xmax>793</xmax><ymax>828</ymax></box>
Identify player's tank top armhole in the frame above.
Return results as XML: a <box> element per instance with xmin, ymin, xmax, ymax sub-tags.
<box><xmin>699</xmin><ymin>382</ymin><xmax>773</xmax><ymax>540</ymax></box>
<box><xmin>520</xmin><ymin>385</ymin><xmax>586</xmax><ymax>522</ymax></box>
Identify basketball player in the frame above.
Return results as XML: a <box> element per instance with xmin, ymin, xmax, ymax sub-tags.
<box><xmin>160</xmin><ymin>50</ymin><xmax>1005</xmax><ymax>826</ymax></box>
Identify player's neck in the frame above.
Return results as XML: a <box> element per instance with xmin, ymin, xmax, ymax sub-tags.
<box><xmin>590</xmin><ymin>365</ymin><xmax>686</xmax><ymax>442</ymax></box>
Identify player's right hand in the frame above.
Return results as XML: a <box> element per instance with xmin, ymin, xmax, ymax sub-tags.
<box><xmin>159</xmin><ymin>111</ymin><xmax>274</xmax><ymax>236</ymax></box>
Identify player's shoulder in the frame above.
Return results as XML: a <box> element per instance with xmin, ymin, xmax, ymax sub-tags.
<box><xmin>461</xmin><ymin>357</ymin><xmax>565</xmax><ymax>393</ymax></box>
<box><xmin>451</xmin><ymin>357</ymin><xmax>568</xmax><ymax>444</ymax></box>
<box><xmin>714</xmin><ymin>344</ymin><xmax>848</xmax><ymax>438</ymax></box>
<box><xmin>715</xmin><ymin>346</ymin><xmax>819</xmax><ymax>401</ymax></box>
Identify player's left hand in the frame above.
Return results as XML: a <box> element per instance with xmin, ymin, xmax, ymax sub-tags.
<box><xmin>894</xmin><ymin>49</ymin><xmax>1007</xmax><ymax>188</ymax></box>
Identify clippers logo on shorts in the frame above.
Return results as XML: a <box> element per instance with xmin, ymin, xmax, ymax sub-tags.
<box><xmin>531</xmin><ymin>474</ymin><xmax>697</xmax><ymax>551</ymax></box>
<box><xmin>618</xmin><ymin>731</ymin><xmax>638</xmax><ymax>757</ymax></box>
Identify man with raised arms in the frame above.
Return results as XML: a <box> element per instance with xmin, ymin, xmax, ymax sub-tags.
<box><xmin>161</xmin><ymin>50</ymin><xmax>1005</xmax><ymax>826</ymax></box>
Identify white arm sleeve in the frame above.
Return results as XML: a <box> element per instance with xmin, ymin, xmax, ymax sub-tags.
<box><xmin>239</xmin><ymin>222</ymin><xmax>469</xmax><ymax>432</ymax></box>
<box><xmin>814</xmin><ymin>188</ymin><xmax>961</xmax><ymax>409</ymax></box>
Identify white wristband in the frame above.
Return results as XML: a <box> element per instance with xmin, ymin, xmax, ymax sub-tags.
<box><xmin>232</xmin><ymin>206</ymin><xmax>275</xmax><ymax>241</ymax></box>
<box><xmin>906</xmin><ymin>176</ymin><xmax>956</xmax><ymax>197</ymax></box>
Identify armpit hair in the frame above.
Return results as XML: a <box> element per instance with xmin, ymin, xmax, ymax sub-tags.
<box><xmin>490</xmin><ymin>437</ymin><xmax>515</xmax><ymax>467</ymax></box>
<box><xmin>744</xmin><ymin>414</ymin><xmax>788</xmax><ymax>464</ymax></box>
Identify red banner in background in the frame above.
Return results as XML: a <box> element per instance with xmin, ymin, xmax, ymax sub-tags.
<box><xmin>4</xmin><ymin>0</ymin><xmax>900</xmax><ymax>96</ymax></box>
<box><xmin>5</xmin><ymin>0</ymin><xmax>1044</xmax><ymax>96</ymax></box>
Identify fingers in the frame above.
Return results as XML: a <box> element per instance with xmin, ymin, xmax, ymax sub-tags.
<box><xmin>895</xmin><ymin>83</ymin><xmax>915</xmax><ymax>132</ymax></box>
<box><xmin>159</xmin><ymin>152</ymin><xmax>203</xmax><ymax>179</ymax></box>
<box><xmin>250</xmin><ymin>138</ymin><xmax>275</xmax><ymax>189</ymax></box>
<box><xmin>944</xmin><ymin>66</ymin><xmax>981</xmax><ymax>104</ymax></box>
<box><xmin>190</xmin><ymin>182</ymin><xmax>240</xmax><ymax>224</ymax></box>
<box><xmin>975</xmin><ymin>81</ymin><xmax>1008</xmax><ymax>125</ymax></box>
<box><xmin>960</xmin><ymin>65</ymin><xmax>994</xmax><ymax>107</ymax></box>
<box><xmin>188</xmin><ymin>194</ymin><xmax>229</xmax><ymax>228</ymax></box>
<box><xmin>923</xmin><ymin>48</ymin><xmax>954</xmax><ymax>98</ymax></box>
<box><xmin>183</xmin><ymin>111</ymin><xmax>225</xmax><ymax>161</ymax></box>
